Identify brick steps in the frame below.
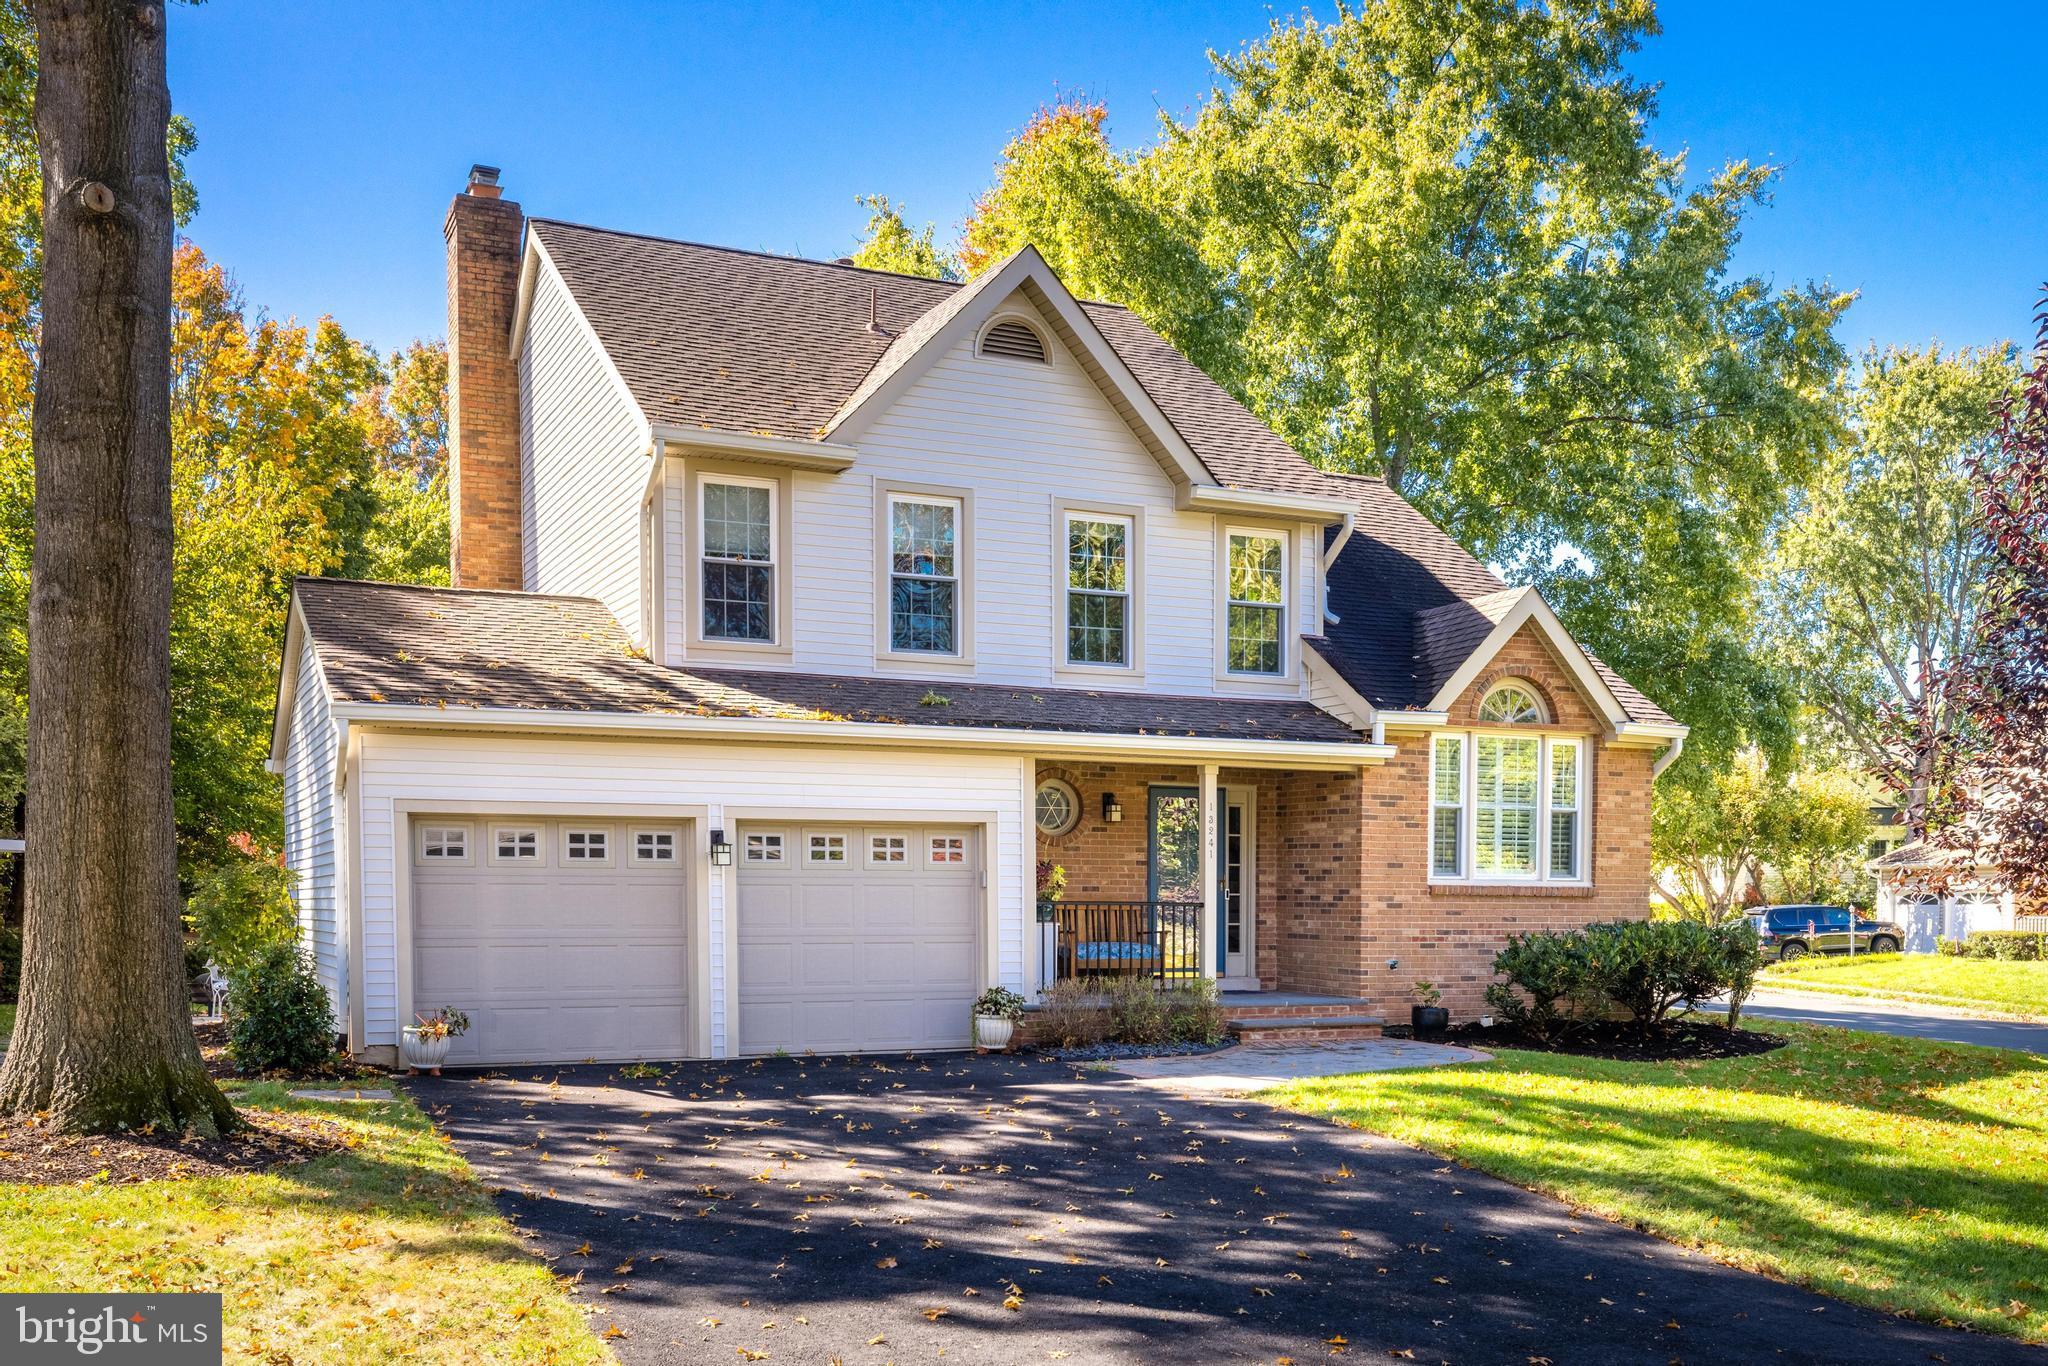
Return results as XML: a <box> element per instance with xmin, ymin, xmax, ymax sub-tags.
<box><xmin>1227</xmin><ymin>1015</ymin><xmax>1385</xmax><ymax>1044</ymax></box>
<box><xmin>1221</xmin><ymin>998</ymin><xmax>1377</xmax><ymax>1022</ymax></box>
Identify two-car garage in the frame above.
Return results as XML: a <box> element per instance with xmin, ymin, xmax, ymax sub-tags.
<box><xmin>408</xmin><ymin>815</ymin><xmax>981</xmax><ymax>1065</ymax></box>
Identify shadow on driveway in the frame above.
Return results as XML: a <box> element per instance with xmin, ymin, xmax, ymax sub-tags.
<box><xmin>407</xmin><ymin>1053</ymin><xmax>2040</xmax><ymax>1365</ymax></box>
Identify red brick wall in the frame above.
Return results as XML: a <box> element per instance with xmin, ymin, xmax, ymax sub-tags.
<box><xmin>444</xmin><ymin>181</ymin><xmax>525</xmax><ymax>591</ymax></box>
<box><xmin>1033</xmin><ymin>622</ymin><xmax>1663</xmax><ymax>1021</ymax></box>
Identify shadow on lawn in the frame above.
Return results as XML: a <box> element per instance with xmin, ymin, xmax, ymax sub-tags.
<box><xmin>388</xmin><ymin>1052</ymin><xmax>2045</xmax><ymax>1364</ymax></box>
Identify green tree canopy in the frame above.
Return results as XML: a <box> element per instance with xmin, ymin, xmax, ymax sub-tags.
<box><xmin>847</xmin><ymin>195</ymin><xmax>957</xmax><ymax>280</ymax></box>
<box><xmin>943</xmin><ymin>2</ymin><xmax>1848</xmax><ymax>773</ymax></box>
<box><xmin>1653</xmin><ymin>752</ymin><xmax>1872</xmax><ymax>922</ymax></box>
<box><xmin>1766</xmin><ymin>343</ymin><xmax>2019</xmax><ymax>830</ymax></box>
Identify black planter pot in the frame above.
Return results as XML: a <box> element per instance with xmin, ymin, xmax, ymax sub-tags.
<box><xmin>1412</xmin><ymin>1005</ymin><xmax>1449</xmax><ymax>1036</ymax></box>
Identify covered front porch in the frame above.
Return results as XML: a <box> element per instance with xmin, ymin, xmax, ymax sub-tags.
<box><xmin>1031</xmin><ymin>758</ymin><xmax>1368</xmax><ymax>999</ymax></box>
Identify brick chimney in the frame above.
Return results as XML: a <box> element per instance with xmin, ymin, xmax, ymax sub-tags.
<box><xmin>444</xmin><ymin>164</ymin><xmax>525</xmax><ymax>590</ymax></box>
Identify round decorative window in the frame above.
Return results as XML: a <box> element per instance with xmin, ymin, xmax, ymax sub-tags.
<box><xmin>1478</xmin><ymin>681</ymin><xmax>1547</xmax><ymax>724</ymax></box>
<box><xmin>1034</xmin><ymin>779</ymin><xmax>1080</xmax><ymax>836</ymax></box>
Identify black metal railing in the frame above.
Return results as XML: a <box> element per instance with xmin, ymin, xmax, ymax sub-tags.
<box><xmin>1045</xmin><ymin>900</ymin><xmax>1202</xmax><ymax>986</ymax></box>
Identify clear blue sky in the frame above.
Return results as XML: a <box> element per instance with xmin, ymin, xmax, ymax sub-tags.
<box><xmin>165</xmin><ymin>1</ymin><xmax>2047</xmax><ymax>358</ymax></box>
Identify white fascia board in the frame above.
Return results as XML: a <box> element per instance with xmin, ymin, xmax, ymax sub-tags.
<box><xmin>266</xmin><ymin>598</ymin><xmax>307</xmax><ymax>773</ymax></box>
<box><xmin>1375</xmin><ymin>710</ymin><xmax>1451</xmax><ymax>730</ymax></box>
<box><xmin>647</xmin><ymin>423</ymin><xmax>858</xmax><ymax>472</ymax></box>
<box><xmin>1612</xmin><ymin>720</ymin><xmax>1691</xmax><ymax>745</ymax></box>
<box><xmin>329</xmin><ymin>701</ymin><xmax>1394</xmax><ymax>770</ymax></box>
<box><xmin>1181</xmin><ymin>484</ymin><xmax>1354</xmax><ymax>525</ymax></box>
<box><xmin>1422</xmin><ymin>587</ymin><xmax>1629</xmax><ymax>727</ymax></box>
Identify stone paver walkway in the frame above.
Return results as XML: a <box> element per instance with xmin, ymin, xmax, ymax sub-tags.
<box><xmin>1108</xmin><ymin>1038</ymin><xmax>1489</xmax><ymax>1092</ymax></box>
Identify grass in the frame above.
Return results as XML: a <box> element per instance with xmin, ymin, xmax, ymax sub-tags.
<box><xmin>1761</xmin><ymin>953</ymin><xmax>2048</xmax><ymax>1020</ymax></box>
<box><xmin>0</xmin><ymin>1079</ymin><xmax>609</xmax><ymax>1364</ymax></box>
<box><xmin>1268</xmin><ymin>1021</ymin><xmax>2048</xmax><ymax>1343</ymax></box>
<box><xmin>0</xmin><ymin>1002</ymin><xmax>12</xmax><ymax>1045</ymax></box>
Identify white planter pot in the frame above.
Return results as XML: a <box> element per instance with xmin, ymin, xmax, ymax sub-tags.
<box><xmin>401</xmin><ymin>1027</ymin><xmax>455</xmax><ymax>1074</ymax></box>
<box><xmin>974</xmin><ymin>1015</ymin><xmax>1016</xmax><ymax>1050</ymax></box>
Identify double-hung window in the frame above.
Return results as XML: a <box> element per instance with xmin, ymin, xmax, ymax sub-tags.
<box><xmin>1430</xmin><ymin>683</ymin><xmax>1588</xmax><ymax>883</ymax></box>
<box><xmin>1064</xmin><ymin>512</ymin><xmax>1131</xmax><ymax>666</ymax></box>
<box><xmin>701</xmin><ymin>477</ymin><xmax>776</xmax><ymax>642</ymax></box>
<box><xmin>1224</xmin><ymin>529</ymin><xmax>1286</xmax><ymax>676</ymax></box>
<box><xmin>888</xmin><ymin>493</ymin><xmax>960</xmax><ymax>654</ymax></box>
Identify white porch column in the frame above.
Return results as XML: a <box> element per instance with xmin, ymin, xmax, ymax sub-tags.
<box><xmin>1199</xmin><ymin>763</ymin><xmax>1220</xmax><ymax>981</ymax></box>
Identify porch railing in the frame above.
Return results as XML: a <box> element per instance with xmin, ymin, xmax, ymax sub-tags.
<box><xmin>1045</xmin><ymin>900</ymin><xmax>1203</xmax><ymax>987</ymax></box>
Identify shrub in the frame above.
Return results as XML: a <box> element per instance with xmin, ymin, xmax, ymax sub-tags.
<box><xmin>185</xmin><ymin>834</ymin><xmax>298</xmax><ymax>981</ymax></box>
<box><xmin>1106</xmin><ymin>975</ymin><xmax>1171</xmax><ymax>1045</ymax></box>
<box><xmin>1486</xmin><ymin>918</ymin><xmax>1761</xmax><ymax>1037</ymax></box>
<box><xmin>1161</xmin><ymin>979</ymin><xmax>1225</xmax><ymax>1045</ymax></box>
<box><xmin>1937</xmin><ymin>937</ymin><xmax>1969</xmax><ymax>958</ymax></box>
<box><xmin>1485</xmin><ymin>930</ymin><xmax>1595</xmax><ymax>1041</ymax></box>
<box><xmin>227</xmin><ymin>944</ymin><xmax>336</xmax><ymax>1075</ymax></box>
<box><xmin>1031</xmin><ymin>979</ymin><xmax>1110</xmax><ymax>1048</ymax></box>
<box><xmin>1971</xmin><ymin>931</ymin><xmax>2046</xmax><ymax>961</ymax></box>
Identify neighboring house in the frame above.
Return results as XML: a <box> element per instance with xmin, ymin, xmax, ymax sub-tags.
<box><xmin>1872</xmin><ymin>845</ymin><xmax>2023</xmax><ymax>952</ymax></box>
<box><xmin>269</xmin><ymin>166</ymin><xmax>1686</xmax><ymax>1066</ymax></box>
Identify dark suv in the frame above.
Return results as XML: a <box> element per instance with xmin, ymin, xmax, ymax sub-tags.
<box><xmin>1748</xmin><ymin>904</ymin><xmax>1903</xmax><ymax>961</ymax></box>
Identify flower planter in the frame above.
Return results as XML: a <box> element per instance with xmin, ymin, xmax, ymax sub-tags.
<box><xmin>974</xmin><ymin>1015</ymin><xmax>1016</xmax><ymax>1051</ymax></box>
<box><xmin>1411</xmin><ymin>1005</ymin><xmax>1449</xmax><ymax>1037</ymax></box>
<box><xmin>401</xmin><ymin>1027</ymin><xmax>454</xmax><ymax>1075</ymax></box>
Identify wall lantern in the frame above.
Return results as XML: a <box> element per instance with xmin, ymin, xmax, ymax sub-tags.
<box><xmin>1102</xmin><ymin>792</ymin><xmax>1124</xmax><ymax>823</ymax></box>
<box><xmin>709</xmin><ymin>829</ymin><xmax>734</xmax><ymax>866</ymax></box>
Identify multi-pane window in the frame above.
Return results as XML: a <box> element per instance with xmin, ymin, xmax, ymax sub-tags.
<box><xmin>1431</xmin><ymin>736</ymin><xmax>1464</xmax><ymax>877</ymax></box>
<box><xmin>929</xmin><ymin>835</ymin><xmax>966</xmax><ymax>865</ymax></box>
<box><xmin>806</xmin><ymin>832</ymin><xmax>848</xmax><ymax>864</ymax></box>
<box><xmin>744</xmin><ymin>832</ymin><xmax>785</xmax><ymax>864</ymax></box>
<box><xmin>1478</xmin><ymin>683</ymin><xmax>1546</xmax><ymax>724</ymax></box>
<box><xmin>565</xmin><ymin>829</ymin><xmax>609</xmax><ymax>862</ymax></box>
<box><xmin>493</xmin><ymin>827</ymin><xmax>540</xmax><ymax>861</ymax></box>
<box><xmin>633</xmin><ymin>830</ymin><xmax>676</xmax><ymax>863</ymax></box>
<box><xmin>420</xmin><ymin>825</ymin><xmax>468</xmax><ymax>861</ymax></box>
<box><xmin>1474</xmin><ymin>735</ymin><xmax>1541</xmax><ymax>876</ymax></box>
<box><xmin>1549</xmin><ymin>740</ymin><xmax>1581</xmax><ymax>878</ymax></box>
<box><xmin>1225</xmin><ymin>530</ymin><xmax>1285</xmax><ymax>675</ymax></box>
<box><xmin>1065</xmin><ymin>513</ymin><xmax>1130</xmax><ymax>666</ymax></box>
<box><xmin>868</xmin><ymin>833</ymin><xmax>909</xmax><ymax>865</ymax></box>
<box><xmin>888</xmin><ymin>494</ymin><xmax>959</xmax><ymax>653</ymax></box>
<box><xmin>701</xmin><ymin>479</ymin><xmax>775</xmax><ymax>642</ymax></box>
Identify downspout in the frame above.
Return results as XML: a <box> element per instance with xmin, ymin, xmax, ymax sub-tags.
<box><xmin>1321</xmin><ymin>511</ymin><xmax>1355</xmax><ymax>626</ymax></box>
<box><xmin>1651</xmin><ymin>733</ymin><xmax>1685</xmax><ymax>780</ymax></box>
<box><xmin>1370</xmin><ymin>717</ymin><xmax>1385</xmax><ymax>747</ymax></box>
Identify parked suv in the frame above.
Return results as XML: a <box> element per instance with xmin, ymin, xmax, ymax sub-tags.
<box><xmin>1747</xmin><ymin>904</ymin><xmax>1903</xmax><ymax>961</ymax></box>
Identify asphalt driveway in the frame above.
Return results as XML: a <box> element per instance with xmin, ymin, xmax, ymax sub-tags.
<box><xmin>409</xmin><ymin>1053</ymin><xmax>2040</xmax><ymax>1365</ymax></box>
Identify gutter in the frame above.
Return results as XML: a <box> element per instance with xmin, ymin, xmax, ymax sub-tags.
<box><xmin>648</xmin><ymin>423</ymin><xmax>859</xmax><ymax>471</ymax></box>
<box><xmin>327</xmin><ymin>701</ymin><xmax>1395</xmax><ymax>770</ymax></box>
<box><xmin>1651</xmin><ymin>732</ymin><xmax>1685</xmax><ymax>780</ymax></box>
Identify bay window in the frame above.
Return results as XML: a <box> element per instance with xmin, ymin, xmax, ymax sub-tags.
<box><xmin>1429</xmin><ymin>683</ymin><xmax>1588</xmax><ymax>883</ymax></box>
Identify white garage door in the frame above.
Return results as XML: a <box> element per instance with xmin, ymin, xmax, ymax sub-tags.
<box><xmin>412</xmin><ymin>817</ymin><xmax>689</xmax><ymax>1066</ymax></box>
<box><xmin>736</xmin><ymin>823</ymin><xmax>979</xmax><ymax>1055</ymax></box>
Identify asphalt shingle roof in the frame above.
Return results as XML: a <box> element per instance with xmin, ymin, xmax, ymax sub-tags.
<box><xmin>294</xmin><ymin>579</ymin><xmax>1367</xmax><ymax>746</ymax></box>
<box><xmin>511</xmin><ymin>220</ymin><xmax>1676</xmax><ymax>730</ymax></box>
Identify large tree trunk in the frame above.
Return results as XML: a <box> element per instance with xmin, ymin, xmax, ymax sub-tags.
<box><xmin>0</xmin><ymin>0</ymin><xmax>232</xmax><ymax>1134</ymax></box>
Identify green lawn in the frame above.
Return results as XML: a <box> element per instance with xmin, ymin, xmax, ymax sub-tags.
<box><xmin>1269</xmin><ymin>1022</ymin><xmax>2048</xmax><ymax>1343</ymax></box>
<box><xmin>1762</xmin><ymin>954</ymin><xmax>2048</xmax><ymax>1020</ymax></box>
<box><xmin>0</xmin><ymin>1002</ymin><xmax>12</xmax><ymax>1045</ymax></box>
<box><xmin>0</xmin><ymin>1081</ymin><xmax>609</xmax><ymax>1364</ymax></box>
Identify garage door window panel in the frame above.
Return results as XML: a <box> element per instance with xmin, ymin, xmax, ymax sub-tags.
<box><xmin>491</xmin><ymin>826</ymin><xmax>543</xmax><ymax>865</ymax></box>
<box><xmin>564</xmin><ymin>828</ymin><xmax>611</xmax><ymax>864</ymax></box>
<box><xmin>867</xmin><ymin>832</ymin><xmax>909</xmax><ymax>866</ymax></box>
<box><xmin>631</xmin><ymin>828</ymin><xmax>677</xmax><ymax>864</ymax></box>
<box><xmin>745</xmin><ymin>831</ymin><xmax>787</xmax><ymax>864</ymax></box>
<box><xmin>806</xmin><ymin>831</ymin><xmax>848</xmax><ymax>865</ymax></box>
<box><xmin>419</xmin><ymin>824</ymin><xmax>470</xmax><ymax>863</ymax></box>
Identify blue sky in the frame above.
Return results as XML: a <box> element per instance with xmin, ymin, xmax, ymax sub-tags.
<box><xmin>166</xmin><ymin>1</ymin><xmax>2046</xmax><ymax>358</ymax></box>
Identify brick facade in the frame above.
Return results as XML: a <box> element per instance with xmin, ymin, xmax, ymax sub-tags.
<box><xmin>444</xmin><ymin>171</ymin><xmax>526</xmax><ymax>591</ymax></box>
<box><xmin>1035</xmin><ymin>622</ymin><xmax>1660</xmax><ymax>1021</ymax></box>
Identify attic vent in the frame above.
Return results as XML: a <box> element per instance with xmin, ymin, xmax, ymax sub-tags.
<box><xmin>979</xmin><ymin>318</ymin><xmax>1048</xmax><ymax>364</ymax></box>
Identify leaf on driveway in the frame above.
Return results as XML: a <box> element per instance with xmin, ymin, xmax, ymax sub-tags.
<box><xmin>875</xmin><ymin>1255</ymin><xmax>897</xmax><ymax>1269</ymax></box>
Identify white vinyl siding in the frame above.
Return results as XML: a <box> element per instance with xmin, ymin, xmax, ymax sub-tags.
<box><xmin>280</xmin><ymin>639</ymin><xmax>344</xmax><ymax>1023</ymax></box>
<box><xmin>729</xmin><ymin>305</ymin><xmax>1318</xmax><ymax>697</ymax></box>
<box><xmin>519</xmin><ymin>255</ymin><xmax>646</xmax><ymax>639</ymax></box>
<box><xmin>350</xmin><ymin>730</ymin><xmax>1029</xmax><ymax>1058</ymax></box>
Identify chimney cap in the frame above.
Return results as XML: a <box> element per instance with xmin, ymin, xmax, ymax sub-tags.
<box><xmin>467</xmin><ymin>164</ymin><xmax>503</xmax><ymax>197</ymax></box>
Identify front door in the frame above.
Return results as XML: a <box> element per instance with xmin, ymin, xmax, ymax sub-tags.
<box><xmin>1146</xmin><ymin>786</ymin><xmax>1254</xmax><ymax>983</ymax></box>
<box><xmin>1222</xmin><ymin>791</ymin><xmax>1255</xmax><ymax>982</ymax></box>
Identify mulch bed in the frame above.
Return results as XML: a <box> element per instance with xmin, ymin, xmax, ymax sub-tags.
<box><xmin>1040</xmin><ymin>1039</ymin><xmax>1236</xmax><ymax>1063</ymax></box>
<box><xmin>0</xmin><ymin>1108</ymin><xmax>349</xmax><ymax>1186</ymax></box>
<box><xmin>1402</xmin><ymin>1017</ymin><xmax>1789</xmax><ymax>1062</ymax></box>
<box><xmin>195</xmin><ymin>1019</ymin><xmax>372</xmax><ymax>1083</ymax></box>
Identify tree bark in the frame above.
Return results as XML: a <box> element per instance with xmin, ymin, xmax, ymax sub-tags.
<box><xmin>0</xmin><ymin>0</ymin><xmax>233</xmax><ymax>1134</ymax></box>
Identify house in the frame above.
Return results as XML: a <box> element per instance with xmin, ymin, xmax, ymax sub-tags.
<box><xmin>1872</xmin><ymin>843</ymin><xmax>2030</xmax><ymax>952</ymax></box>
<box><xmin>268</xmin><ymin>166</ymin><xmax>1686</xmax><ymax>1066</ymax></box>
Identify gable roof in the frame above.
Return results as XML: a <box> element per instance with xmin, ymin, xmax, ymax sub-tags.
<box><xmin>289</xmin><ymin>578</ymin><xmax>1367</xmax><ymax>748</ymax></box>
<box><xmin>519</xmin><ymin>218</ymin><xmax>1678</xmax><ymax>733</ymax></box>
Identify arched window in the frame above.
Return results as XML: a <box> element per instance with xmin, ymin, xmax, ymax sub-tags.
<box><xmin>1478</xmin><ymin>681</ymin><xmax>1547</xmax><ymax>725</ymax></box>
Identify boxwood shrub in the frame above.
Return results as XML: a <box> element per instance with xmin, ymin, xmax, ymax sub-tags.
<box><xmin>1487</xmin><ymin>918</ymin><xmax>1762</xmax><ymax>1037</ymax></box>
<box><xmin>227</xmin><ymin>944</ymin><xmax>338</xmax><ymax>1075</ymax></box>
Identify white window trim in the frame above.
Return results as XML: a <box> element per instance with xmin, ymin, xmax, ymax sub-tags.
<box><xmin>686</xmin><ymin>463</ymin><xmax>792</xmax><ymax>659</ymax></box>
<box><xmin>1215</xmin><ymin>521</ymin><xmax>1296</xmax><ymax>688</ymax></box>
<box><xmin>1053</xmin><ymin>499</ymin><xmax>1144</xmax><ymax>679</ymax></box>
<box><xmin>417</xmin><ymin>823</ymin><xmax>472</xmax><ymax>865</ymax></box>
<box><xmin>1427</xmin><ymin>731</ymin><xmax>1591</xmax><ymax>887</ymax></box>
<box><xmin>628</xmin><ymin>825</ymin><xmax>678</xmax><ymax>865</ymax></box>
<box><xmin>873</xmin><ymin>479</ymin><xmax>975</xmax><ymax>667</ymax></box>
<box><xmin>974</xmin><ymin>310</ymin><xmax>1053</xmax><ymax>366</ymax></box>
<box><xmin>743</xmin><ymin>830</ymin><xmax>787</xmax><ymax>864</ymax></box>
<box><xmin>928</xmin><ymin>832</ymin><xmax>968</xmax><ymax>865</ymax></box>
<box><xmin>804</xmin><ymin>829</ymin><xmax>850</xmax><ymax>865</ymax></box>
<box><xmin>864</xmin><ymin>829</ymin><xmax>912</xmax><ymax>867</ymax></box>
<box><xmin>1035</xmin><ymin>778</ymin><xmax>1081</xmax><ymax>837</ymax></box>
<box><xmin>488</xmin><ymin>825</ymin><xmax>545</xmax><ymax>867</ymax></box>
<box><xmin>562</xmin><ymin>826</ymin><xmax>613</xmax><ymax>866</ymax></box>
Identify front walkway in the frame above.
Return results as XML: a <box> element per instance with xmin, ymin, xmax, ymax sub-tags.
<box><xmin>408</xmin><ymin>1054</ymin><xmax>2034</xmax><ymax>1364</ymax></box>
<box><xmin>1109</xmin><ymin>1038</ymin><xmax>1488</xmax><ymax>1093</ymax></box>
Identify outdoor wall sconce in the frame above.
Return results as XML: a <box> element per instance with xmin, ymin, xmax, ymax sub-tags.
<box><xmin>709</xmin><ymin>829</ymin><xmax>734</xmax><ymax>866</ymax></box>
<box><xmin>1102</xmin><ymin>792</ymin><xmax>1123</xmax><ymax>823</ymax></box>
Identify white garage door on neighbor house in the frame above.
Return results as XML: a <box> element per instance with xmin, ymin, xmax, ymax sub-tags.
<box><xmin>411</xmin><ymin>817</ymin><xmax>690</xmax><ymax>1065</ymax></box>
<box><xmin>735</xmin><ymin>823</ymin><xmax>979</xmax><ymax>1056</ymax></box>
